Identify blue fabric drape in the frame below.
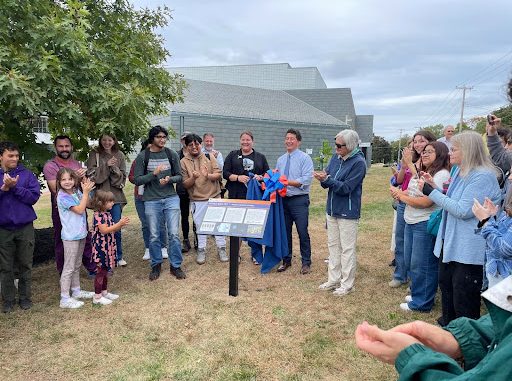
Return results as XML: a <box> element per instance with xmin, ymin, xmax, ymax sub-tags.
<box><xmin>246</xmin><ymin>178</ymin><xmax>288</xmax><ymax>273</ymax></box>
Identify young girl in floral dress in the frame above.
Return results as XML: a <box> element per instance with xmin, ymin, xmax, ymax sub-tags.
<box><xmin>91</xmin><ymin>190</ymin><xmax>129</xmax><ymax>305</ymax></box>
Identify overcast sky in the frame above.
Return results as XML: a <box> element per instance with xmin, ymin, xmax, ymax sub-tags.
<box><xmin>132</xmin><ymin>0</ymin><xmax>512</xmax><ymax>140</ymax></box>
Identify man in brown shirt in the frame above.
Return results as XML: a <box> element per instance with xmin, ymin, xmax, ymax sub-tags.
<box><xmin>180</xmin><ymin>134</ymin><xmax>228</xmax><ymax>264</ymax></box>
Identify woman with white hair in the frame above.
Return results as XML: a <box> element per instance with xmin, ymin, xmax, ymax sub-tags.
<box><xmin>313</xmin><ymin>129</ymin><xmax>367</xmax><ymax>296</ymax></box>
<box><xmin>421</xmin><ymin>131</ymin><xmax>501</xmax><ymax>326</ymax></box>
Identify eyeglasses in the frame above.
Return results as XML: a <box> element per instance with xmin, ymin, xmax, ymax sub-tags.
<box><xmin>421</xmin><ymin>150</ymin><xmax>435</xmax><ymax>155</ymax></box>
<box><xmin>187</xmin><ymin>141</ymin><xmax>200</xmax><ymax>147</ymax></box>
<box><xmin>335</xmin><ymin>143</ymin><xmax>347</xmax><ymax>149</ymax></box>
<box><xmin>155</xmin><ymin>135</ymin><xmax>167</xmax><ymax>139</ymax></box>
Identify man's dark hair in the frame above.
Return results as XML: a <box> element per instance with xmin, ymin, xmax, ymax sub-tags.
<box><xmin>53</xmin><ymin>135</ymin><xmax>72</xmax><ymax>146</ymax></box>
<box><xmin>148</xmin><ymin>125</ymin><xmax>168</xmax><ymax>142</ymax></box>
<box><xmin>184</xmin><ymin>133</ymin><xmax>202</xmax><ymax>146</ymax></box>
<box><xmin>286</xmin><ymin>128</ymin><xmax>302</xmax><ymax>141</ymax></box>
<box><xmin>0</xmin><ymin>141</ymin><xmax>19</xmax><ymax>155</ymax></box>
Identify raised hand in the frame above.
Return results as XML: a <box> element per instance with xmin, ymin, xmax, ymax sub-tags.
<box><xmin>483</xmin><ymin>197</ymin><xmax>499</xmax><ymax>216</ymax></box>
<box><xmin>2</xmin><ymin>173</ymin><xmax>19</xmax><ymax>189</ymax></box>
<box><xmin>75</xmin><ymin>168</ymin><xmax>87</xmax><ymax>179</ymax></box>
<box><xmin>402</xmin><ymin>147</ymin><xmax>413</xmax><ymax>165</ymax></box>
<box><xmin>153</xmin><ymin>164</ymin><xmax>168</xmax><ymax>176</ymax></box>
<box><xmin>107</xmin><ymin>156</ymin><xmax>119</xmax><ymax>167</ymax></box>
<box><xmin>81</xmin><ymin>177</ymin><xmax>95</xmax><ymax>193</ymax></box>
<box><xmin>486</xmin><ymin>114</ymin><xmax>501</xmax><ymax>136</ymax></box>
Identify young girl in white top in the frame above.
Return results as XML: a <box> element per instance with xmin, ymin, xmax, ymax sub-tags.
<box><xmin>56</xmin><ymin>168</ymin><xmax>95</xmax><ymax>309</ymax></box>
<box><xmin>90</xmin><ymin>190</ymin><xmax>129</xmax><ymax>305</ymax></box>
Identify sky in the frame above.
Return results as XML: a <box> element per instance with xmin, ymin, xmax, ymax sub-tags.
<box><xmin>132</xmin><ymin>0</ymin><xmax>512</xmax><ymax>140</ymax></box>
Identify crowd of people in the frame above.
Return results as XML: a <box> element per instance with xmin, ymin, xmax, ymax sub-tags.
<box><xmin>0</xmin><ymin>126</ymin><xmax>366</xmax><ymax>313</ymax></box>
<box><xmin>356</xmin><ymin>78</ymin><xmax>512</xmax><ymax>379</ymax></box>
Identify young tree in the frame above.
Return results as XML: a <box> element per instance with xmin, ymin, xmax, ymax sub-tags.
<box><xmin>0</xmin><ymin>0</ymin><xmax>186</xmax><ymax>166</ymax></box>
<box><xmin>314</xmin><ymin>140</ymin><xmax>333</xmax><ymax>170</ymax></box>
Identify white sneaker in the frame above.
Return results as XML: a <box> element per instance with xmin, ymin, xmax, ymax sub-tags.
<box><xmin>388</xmin><ymin>279</ymin><xmax>406</xmax><ymax>288</ymax></box>
<box><xmin>60</xmin><ymin>298</ymin><xmax>84</xmax><ymax>309</ymax></box>
<box><xmin>400</xmin><ymin>302</ymin><xmax>412</xmax><ymax>311</ymax></box>
<box><xmin>143</xmin><ymin>248</ymin><xmax>150</xmax><ymax>260</ymax></box>
<box><xmin>405</xmin><ymin>295</ymin><xmax>413</xmax><ymax>303</ymax></box>
<box><xmin>332</xmin><ymin>286</ymin><xmax>354</xmax><ymax>296</ymax></box>
<box><xmin>103</xmin><ymin>292</ymin><xmax>119</xmax><ymax>301</ymax></box>
<box><xmin>93</xmin><ymin>296</ymin><xmax>112</xmax><ymax>305</ymax></box>
<box><xmin>72</xmin><ymin>290</ymin><xmax>95</xmax><ymax>299</ymax></box>
<box><xmin>118</xmin><ymin>259</ymin><xmax>127</xmax><ymax>267</ymax></box>
<box><xmin>319</xmin><ymin>282</ymin><xmax>338</xmax><ymax>291</ymax></box>
<box><xmin>161</xmin><ymin>247</ymin><xmax>168</xmax><ymax>259</ymax></box>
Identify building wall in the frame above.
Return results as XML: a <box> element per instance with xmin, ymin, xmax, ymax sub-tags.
<box><xmin>169</xmin><ymin>63</ymin><xmax>327</xmax><ymax>90</ymax></box>
<box><xmin>140</xmin><ymin>113</ymin><xmax>345</xmax><ymax>169</ymax></box>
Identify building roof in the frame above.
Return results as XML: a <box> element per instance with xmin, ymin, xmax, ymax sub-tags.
<box><xmin>169</xmin><ymin>79</ymin><xmax>346</xmax><ymax>127</ymax></box>
<box><xmin>168</xmin><ymin>63</ymin><xmax>327</xmax><ymax>90</ymax></box>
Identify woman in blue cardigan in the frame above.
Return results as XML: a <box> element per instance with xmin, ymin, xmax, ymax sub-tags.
<box><xmin>421</xmin><ymin>131</ymin><xmax>501</xmax><ymax>326</ymax></box>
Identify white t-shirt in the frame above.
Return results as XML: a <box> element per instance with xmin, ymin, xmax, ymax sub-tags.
<box><xmin>404</xmin><ymin>169</ymin><xmax>450</xmax><ymax>224</ymax></box>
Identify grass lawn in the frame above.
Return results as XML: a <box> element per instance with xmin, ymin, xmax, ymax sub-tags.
<box><xmin>0</xmin><ymin>165</ymin><xmax>443</xmax><ymax>381</ymax></box>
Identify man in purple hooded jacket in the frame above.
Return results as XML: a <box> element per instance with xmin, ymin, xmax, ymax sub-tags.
<box><xmin>0</xmin><ymin>141</ymin><xmax>40</xmax><ymax>313</ymax></box>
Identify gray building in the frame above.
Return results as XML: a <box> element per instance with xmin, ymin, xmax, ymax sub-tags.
<box><xmin>149</xmin><ymin>63</ymin><xmax>373</xmax><ymax>167</ymax></box>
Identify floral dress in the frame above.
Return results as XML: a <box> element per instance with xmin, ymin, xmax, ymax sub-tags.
<box><xmin>92</xmin><ymin>211</ymin><xmax>117</xmax><ymax>272</ymax></box>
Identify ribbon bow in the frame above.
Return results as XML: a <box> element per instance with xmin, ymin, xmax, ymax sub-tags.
<box><xmin>261</xmin><ymin>169</ymin><xmax>288</xmax><ymax>202</ymax></box>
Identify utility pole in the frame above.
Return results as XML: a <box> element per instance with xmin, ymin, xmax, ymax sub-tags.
<box><xmin>456</xmin><ymin>85</ymin><xmax>473</xmax><ymax>133</ymax></box>
<box><xmin>397</xmin><ymin>129</ymin><xmax>403</xmax><ymax>164</ymax></box>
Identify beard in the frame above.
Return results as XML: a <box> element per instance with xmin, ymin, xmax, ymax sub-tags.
<box><xmin>57</xmin><ymin>151</ymin><xmax>71</xmax><ymax>159</ymax></box>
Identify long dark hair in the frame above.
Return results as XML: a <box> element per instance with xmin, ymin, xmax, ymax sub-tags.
<box><xmin>412</xmin><ymin>130</ymin><xmax>437</xmax><ymax>163</ymax></box>
<box><xmin>422</xmin><ymin>141</ymin><xmax>450</xmax><ymax>176</ymax></box>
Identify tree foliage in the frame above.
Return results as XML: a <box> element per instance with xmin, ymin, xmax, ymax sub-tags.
<box><xmin>371</xmin><ymin>135</ymin><xmax>392</xmax><ymax>163</ymax></box>
<box><xmin>314</xmin><ymin>140</ymin><xmax>333</xmax><ymax>170</ymax></box>
<box><xmin>0</xmin><ymin>0</ymin><xmax>186</xmax><ymax>167</ymax></box>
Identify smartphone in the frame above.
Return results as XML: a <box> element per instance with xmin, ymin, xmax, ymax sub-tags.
<box><xmin>487</xmin><ymin>114</ymin><xmax>494</xmax><ymax>125</ymax></box>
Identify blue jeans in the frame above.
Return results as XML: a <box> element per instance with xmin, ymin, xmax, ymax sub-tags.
<box><xmin>145</xmin><ymin>196</ymin><xmax>182</xmax><ymax>268</ymax></box>
<box><xmin>134</xmin><ymin>197</ymin><xmax>167</xmax><ymax>249</ymax></box>
<box><xmin>110</xmin><ymin>203</ymin><xmax>123</xmax><ymax>261</ymax></box>
<box><xmin>393</xmin><ymin>202</ymin><xmax>408</xmax><ymax>282</ymax></box>
<box><xmin>282</xmin><ymin>195</ymin><xmax>311</xmax><ymax>265</ymax></box>
<box><xmin>404</xmin><ymin>220</ymin><xmax>438</xmax><ymax>311</ymax></box>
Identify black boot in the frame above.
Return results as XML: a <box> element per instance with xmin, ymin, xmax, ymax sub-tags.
<box><xmin>182</xmin><ymin>239</ymin><xmax>191</xmax><ymax>253</ymax></box>
<box><xmin>149</xmin><ymin>263</ymin><xmax>162</xmax><ymax>281</ymax></box>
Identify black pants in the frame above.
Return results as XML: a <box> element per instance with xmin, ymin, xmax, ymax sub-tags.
<box><xmin>438</xmin><ymin>254</ymin><xmax>483</xmax><ymax>326</ymax></box>
<box><xmin>0</xmin><ymin>223</ymin><xmax>34</xmax><ymax>302</ymax></box>
<box><xmin>178</xmin><ymin>193</ymin><xmax>190</xmax><ymax>239</ymax></box>
<box><xmin>283</xmin><ymin>195</ymin><xmax>311</xmax><ymax>265</ymax></box>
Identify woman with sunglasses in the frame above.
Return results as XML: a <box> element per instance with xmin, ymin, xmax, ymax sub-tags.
<box><xmin>314</xmin><ymin>129</ymin><xmax>366</xmax><ymax>296</ymax></box>
<box><xmin>389</xmin><ymin>130</ymin><xmax>436</xmax><ymax>291</ymax></box>
<box><xmin>391</xmin><ymin>141</ymin><xmax>450</xmax><ymax>312</ymax></box>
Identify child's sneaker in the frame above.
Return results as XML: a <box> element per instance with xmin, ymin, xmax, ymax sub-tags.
<box><xmin>103</xmin><ymin>292</ymin><xmax>119</xmax><ymax>301</ymax></box>
<box><xmin>93</xmin><ymin>296</ymin><xmax>112</xmax><ymax>305</ymax></box>
<box><xmin>72</xmin><ymin>290</ymin><xmax>95</xmax><ymax>299</ymax></box>
<box><xmin>60</xmin><ymin>298</ymin><xmax>84</xmax><ymax>309</ymax></box>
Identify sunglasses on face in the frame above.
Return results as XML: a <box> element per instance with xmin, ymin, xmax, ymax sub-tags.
<box><xmin>335</xmin><ymin>143</ymin><xmax>347</xmax><ymax>149</ymax></box>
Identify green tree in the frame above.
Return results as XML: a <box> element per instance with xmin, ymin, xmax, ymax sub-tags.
<box><xmin>493</xmin><ymin>105</ymin><xmax>512</xmax><ymax>127</ymax></box>
<box><xmin>371</xmin><ymin>135</ymin><xmax>392</xmax><ymax>164</ymax></box>
<box><xmin>0</xmin><ymin>0</ymin><xmax>185</xmax><ymax>169</ymax></box>
<box><xmin>420</xmin><ymin>124</ymin><xmax>445</xmax><ymax>139</ymax></box>
<box><xmin>314</xmin><ymin>140</ymin><xmax>333</xmax><ymax>170</ymax></box>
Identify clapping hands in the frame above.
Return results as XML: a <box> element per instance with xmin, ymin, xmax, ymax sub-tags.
<box><xmin>472</xmin><ymin>197</ymin><xmax>498</xmax><ymax>222</ymax></box>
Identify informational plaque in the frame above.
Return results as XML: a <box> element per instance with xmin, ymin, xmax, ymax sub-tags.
<box><xmin>196</xmin><ymin>198</ymin><xmax>271</xmax><ymax>239</ymax></box>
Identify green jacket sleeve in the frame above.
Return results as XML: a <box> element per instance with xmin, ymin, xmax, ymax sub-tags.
<box><xmin>395</xmin><ymin>314</ymin><xmax>505</xmax><ymax>381</ymax></box>
<box><xmin>445</xmin><ymin>315</ymin><xmax>494</xmax><ymax>370</ymax></box>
